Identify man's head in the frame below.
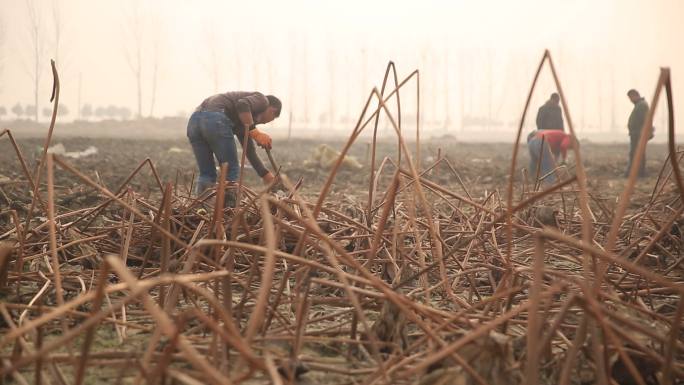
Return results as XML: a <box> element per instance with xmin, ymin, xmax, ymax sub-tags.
<box><xmin>256</xmin><ymin>95</ymin><xmax>282</xmax><ymax>124</ymax></box>
<box><xmin>550</xmin><ymin>93</ymin><xmax>560</xmax><ymax>105</ymax></box>
<box><xmin>627</xmin><ymin>89</ymin><xmax>641</xmax><ymax>104</ymax></box>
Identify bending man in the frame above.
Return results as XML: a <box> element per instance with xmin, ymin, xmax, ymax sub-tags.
<box><xmin>187</xmin><ymin>91</ymin><xmax>281</xmax><ymax>202</ymax></box>
<box><xmin>527</xmin><ymin>129</ymin><xmax>573</xmax><ymax>184</ymax></box>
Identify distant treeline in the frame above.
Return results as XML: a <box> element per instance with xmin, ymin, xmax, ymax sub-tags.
<box><xmin>0</xmin><ymin>103</ymin><xmax>134</xmax><ymax>121</ymax></box>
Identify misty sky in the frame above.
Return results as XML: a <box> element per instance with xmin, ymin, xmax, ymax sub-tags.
<box><xmin>0</xmin><ymin>0</ymin><xmax>683</xmax><ymax>139</ymax></box>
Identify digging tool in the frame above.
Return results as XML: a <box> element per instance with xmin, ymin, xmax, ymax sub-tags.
<box><xmin>264</xmin><ymin>148</ymin><xmax>304</xmax><ymax>197</ymax></box>
<box><xmin>265</xmin><ymin>149</ymin><xmax>281</xmax><ymax>175</ymax></box>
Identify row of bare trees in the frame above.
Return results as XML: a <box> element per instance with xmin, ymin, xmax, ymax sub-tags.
<box><xmin>15</xmin><ymin>1</ymin><xmax>164</xmax><ymax>123</ymax></box>
<box><xmin>122</xmin><ymin>3</ymin><xmax>164</xmax><ymax>119</ymax></box>
<box><xmin>79</xmin><ymin>104</ymin><xmax>133</xmax><ymax>121</ymax></box>
<box><xmin>22</xmin><ymin>0</ymin><xmax>66</xmax><ymax>123</ymax></box>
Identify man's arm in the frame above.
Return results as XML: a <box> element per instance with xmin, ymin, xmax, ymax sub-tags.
<box><xmin>234</xmin><ymin>93</ymin><xmax>272</xmax><ymax>149</ymax></box>
<box><xmin>233</xmin><ymin>123</ymin><xmax>270</xmax><ymax>178</ymax></box>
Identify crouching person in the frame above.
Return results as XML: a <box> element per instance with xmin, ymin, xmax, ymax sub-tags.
<box><xmin>527</xmin><ymin>129</ymin><xmax>573</xmax><ymax>184</ymax></box>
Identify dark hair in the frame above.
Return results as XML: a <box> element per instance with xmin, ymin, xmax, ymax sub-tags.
<box><xmin>266</xmin><ymin>95</ymin><xmax>282</xmax><ymax>117</ymax></box>
<box><xmin>550</xmin><ymin>93</ymin><xmax>560</xmax><ymax>101</ymax></box>
<box><xmin>627</xmin><ymin>89</ymin><xmax>640</xmax><ymax>98</ymax></box>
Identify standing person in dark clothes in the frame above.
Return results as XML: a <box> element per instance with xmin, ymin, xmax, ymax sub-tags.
<box><xmin>535</xmin><ymin>93</ymin><xmax>564</xmax><ymax>131</ymax></box>
<box><xmin>625</xmin><ymin>89</ymin><xmax>651</xmax><ymax>178</ymax></box>
<box><xmin>187</xmin><ymin>91</ymin><xmax>281</xmax><ymax>205</ymax></box>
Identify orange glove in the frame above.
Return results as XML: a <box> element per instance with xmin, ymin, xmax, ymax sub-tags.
<box><xmin>262</xmin><ymin>172</ymin><xmax>275</xmax><ymax>185</ymax></box>
<box><xmin>249</xmin><ymin>129</ymin><xmax>272</xmax><ymax>149</ymax></box>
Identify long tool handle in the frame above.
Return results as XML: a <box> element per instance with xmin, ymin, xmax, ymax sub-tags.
<box><xmin>265</xmin><ymin>149</ymin><xmax>280</xmax><ymax>174</ymax></box>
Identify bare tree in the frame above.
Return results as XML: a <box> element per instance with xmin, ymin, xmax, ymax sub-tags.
<box><xmin>148</xmin><ymin>18</ymin><xmax>163</xmax><ymax>117</ymax></box>
<box><xmin>25</xmin><ymin>105</ymin><xmax>36</xmax><ymax>119</ymax></box>
<box><xmin>302</xmin><ymin>40</ymin><xmax>309</xmax><ymax>125</ymax></box>
<box><xmin>0</xmin><ymin>16</ymin><xmax>5</xmax><ymax>94</ymax></box>
<box><xmin>95</xmin><ymin>106</ymin><xmax>105</xmax><ymax>120</ymax></box>
<box><xmin>287</xmin><ymin>35</ymin><xmax>296</xmax><ymax>139</ymax></box>
<box><xmin>81</xmin><ymin>103</ymin><xmax>92</xmax><ymax>120</ymax></box>
<box><xmin>327</xmin><ymin>46</ymin><xmax>335</xmax><ymax>132</ymax></box>
<box><xmin>57</xmin><ymin>104</ymin><xmax>68</xmax><ymax>117</ymax></box>
<box><xmin>201</xmin><ymin>22</ymin><xmax>222</xmax><ymax>94</ymax></box>
<box><xmin>233</xmin><ymin>45</ymin><xmax>242</xmax><ymax>90</ymax></box>
<box><xmin>118</xmin><ymin>106</ymin><xmax>132</xmax><ymax>121</ymax></box>
<box><xmin>77</xmin><ymin>72</ymin><xmax>82</xmax><ymax>119</ymax></box>
<box><xmin>25</xmin><ymin>0</ymin><xmax>45</xmax><ymax>122</ymax></box>
<box><xmin>12</xmin><ymin>103</ymin><xmax>24</xmax><ymax>119</ymax></box>
<box><xmin>122</xmin><ymin>4</ymin><xmax>163</xmax><ymax>118</ymax></box>
<box><xmin>106</xmin><ymin>105</ymin><xmax>118</xmax><ymax>119</ymax></box>
<box><xmin>443</xmin><ymin>47</ymin><xmax>450</xmax><ymax>129</ymax></box>
<box><xmin>122</xmin><ymin>4</ymin><xmax>144</xmax><ymax>118</ymax></box>
<box><xmin>51</xmin><ymin>0</ymin><xmax>63</xmax><ymax>64</ymax></box>
<box><xmin>252</xmin><ymin>38</ymin><xmax>263</xmax><ymax>90</ymax></box>
<box><xmin>51</xmin><ymin>0</ymin><xmax>71</xmax><ymax>120</ymax></box>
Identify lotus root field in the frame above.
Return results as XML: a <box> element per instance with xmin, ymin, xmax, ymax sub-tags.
<box><xmin>0</xmin><ymin>62</ymin><xmax>683</xmax><ymax>385</ymax></box>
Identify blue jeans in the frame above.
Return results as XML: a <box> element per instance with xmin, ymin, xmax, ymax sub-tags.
<box><xmin>528</xmin><ymin>137</ymin><xmax>557</xmax><ymax>184</ymax></box>
<box><xmin>187</xmin><ymin>111</ymin><xmax>240</xmax><ymax>191</ymax></box>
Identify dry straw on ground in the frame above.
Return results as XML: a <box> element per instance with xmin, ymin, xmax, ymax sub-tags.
<box><xmin>0</xmin><ymin>53</ymin><xmax>683</xmax><ymax>385</ymax></box>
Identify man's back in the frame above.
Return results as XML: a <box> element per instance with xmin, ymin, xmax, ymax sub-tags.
<box><xmin>196</xmin><ymin>91</ymin><xmax>269</xmax><ymax>125</ymax></box>
<box><xmin>536</xmin><ymin>101</ymin><xmax>564</xmax><ymax>131</ymax></box>
<box><xmin>535</xmin><ymin>130</ymin><xmax>569</xmax><ymax>153</ymax></box>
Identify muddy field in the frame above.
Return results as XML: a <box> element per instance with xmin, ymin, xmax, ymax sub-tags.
<box><xmin>0</xmin><ymin>136</ymin><xmax>669</xmax><ymax>200</ymax></box>
<box><xmin>0</xmin><ymin>133</ymin><xmax>682</xmax><ymax>384</ymax></box>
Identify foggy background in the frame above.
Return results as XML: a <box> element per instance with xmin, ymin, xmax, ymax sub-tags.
<box><xmin>0</xmin><ymin>0</ymin><xmax>683</xmax><ymax>142</ymax></box>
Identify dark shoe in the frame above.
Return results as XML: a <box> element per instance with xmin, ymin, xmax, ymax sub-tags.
<box><xmin>195</xmin><ymin>181</ymin><xmax>214</xmax><ymax>196</ymax></box>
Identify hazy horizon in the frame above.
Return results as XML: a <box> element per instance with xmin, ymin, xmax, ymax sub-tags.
<box><xmin>1</xmin><ymin>0</ymin><xmax>683</xmax><ymax>141</ymax></box>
